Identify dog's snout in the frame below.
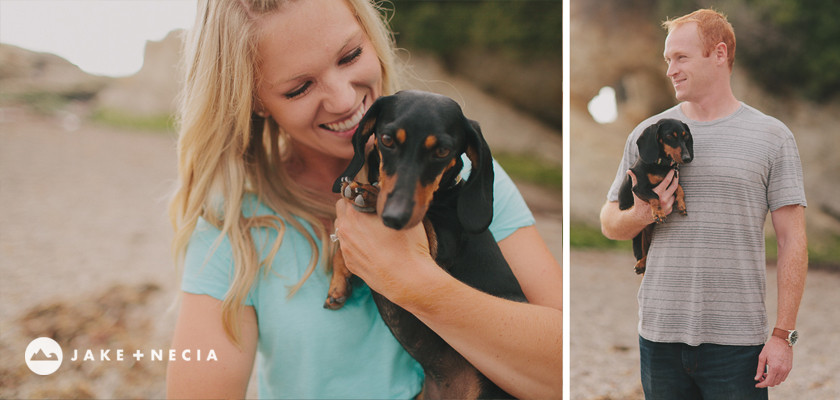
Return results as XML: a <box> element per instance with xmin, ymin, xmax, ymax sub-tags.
<box><xmin>381</xmin><ymin>195</ymin><xmax>414</xmax><ymax>230</ymax></box>
<box><xmin>682</xmin><ymin>151</ymin><xmax>692</xmax><ymax>163</ymax></box>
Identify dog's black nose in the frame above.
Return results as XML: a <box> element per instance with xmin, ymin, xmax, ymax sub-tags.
<box><xmin>381</xmin><ymin>195</ymin><xmax>414</xmax><ymax>230</ymax></box>
<box><xmin>682</xmin><ymin>152</ymin><xmax>692</xmax><ymax>162</ymax></box>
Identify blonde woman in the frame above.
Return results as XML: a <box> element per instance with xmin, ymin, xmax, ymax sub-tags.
<box><xmin>166</xmin><ymin>0</ymin><xmax>562</xmax><ymax>398</ymax></box>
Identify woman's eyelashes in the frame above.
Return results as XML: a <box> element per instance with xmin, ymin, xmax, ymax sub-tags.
<box><xmin>285</xmin><ymin>81</ymin><xmax>312</xmax><ymax>99</ymax></box>
<box><xmin>339</xmin><ymin>46</ymin><xmax>362</xmax><ymax>66</ymax></box>
<box><xmin>283</xmin><ymin>47</ymin><xmax>363</xmax><ymax>99</ymax></box>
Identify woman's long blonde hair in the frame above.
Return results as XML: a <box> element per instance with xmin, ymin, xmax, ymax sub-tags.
<box><xmin>169</xmin><ymin>0</ymin><xmax>400</xmax><ymax>344</ymax></box>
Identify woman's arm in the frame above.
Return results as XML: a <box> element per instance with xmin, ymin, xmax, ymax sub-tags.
<box><xmin>334</xmin><ymin>200</ymin><xmax>562</xmax><ymax>399</ymax></box>
<box><xmin>166</xmin><ymin>293</ymin><xmax>258</xmax><ymax>399</ymax></box>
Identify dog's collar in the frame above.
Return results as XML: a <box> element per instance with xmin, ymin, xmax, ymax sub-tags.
<box><xmin>445</xmin><ymin>174</ymin><xmax>463</xmax><ymax>190</ymax></box>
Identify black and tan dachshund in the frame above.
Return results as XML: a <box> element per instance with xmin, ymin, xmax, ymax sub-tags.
<box><xmin>325</xmin><ymin>90</ymin><xmax>526</xmax><ymax>399</ymax></box>
<box><xmin>618</xmin><ymin>118</ymin><xmax>693</xmax><ymax>275</ymax></box>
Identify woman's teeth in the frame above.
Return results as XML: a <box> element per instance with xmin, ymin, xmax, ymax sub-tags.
<box><xmin>322</xmin><ymin>106</ymin><xmax>365</xmax><ymax>132</ymax></box>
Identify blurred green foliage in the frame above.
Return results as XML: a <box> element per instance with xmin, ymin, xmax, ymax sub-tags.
<box><xmin>656</xmin><ymin>0</ymin><xmax>840</xmax><ymax>101</ymax></box>
<box><xmin>570</xmin><ymin>223</ymin><xmax>631</xmax><ymax>251</ymax></box>
<box><xmin>90</xmin><ymin>107</ymin><xmax>175</xmax><ymax>133</ymax></box>
<box><xmin>494</xmin><ymin>152</ymin><xmax>562</xmax><ymax>192</ymax></box>
<box><xmin>572</xmin><ymin>223</ymin><xmax>839</xmax><ymax>271</ymax></box>
<box><xmin>388</xmin><ymin>0</ymin><xmax>562</xmax><ymax>64</ymax></box>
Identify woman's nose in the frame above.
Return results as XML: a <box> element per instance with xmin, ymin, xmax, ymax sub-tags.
<box><xmin>321</xmin><ymin>72</ymin><xmax>356</xmax><ymax>114</ymax></box>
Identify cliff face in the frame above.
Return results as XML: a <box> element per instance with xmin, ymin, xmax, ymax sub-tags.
<box><xmin>0</xmin><ymin>43</ymin><xmax>111</xmax><ymax>102</ymax></box>
<box><xmin>95</xmin><ymin>30</ymin><xmax>184</xmax><ymax>116</ymax></box>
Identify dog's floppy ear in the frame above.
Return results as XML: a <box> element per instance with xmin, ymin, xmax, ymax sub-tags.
<box><xmin>682</xmin><ymin>122</ymin><xmax>694</xmax><ymax>158</ymax></box>
<box><xmin>637</xmin><ymin>122</ymin><xmax>661</xmax><ymax>164</ymax></box>
<box><xmin>458</xmin><ymin>117</ymin><xmax>494</xmax><ymax>233</ymax></box>
<box><xmin>332</xmin><ymin>96</ymin><xmax>391</xmax><ymax>193</ymax></box>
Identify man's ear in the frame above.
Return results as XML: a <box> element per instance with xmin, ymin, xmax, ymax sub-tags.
<box><xmin>713</xmin><ymin>42</ymin><xmax>729</xmax><ymax>67</ymax></box>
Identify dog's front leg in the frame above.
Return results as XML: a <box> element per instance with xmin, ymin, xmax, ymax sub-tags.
<box><xmin>324</xmin><ymin>178</ymin><xmax>381</xmax><ymax>310</ymax></box>
<box><xmin>325</xmin><ymin>247</ymin><xmax>353</xmax><ymax>310</ymax></box>
<box><xmin>674</xmin><ymin>184</ymin><xmax>687</xmax><ymax>216</ymax></box>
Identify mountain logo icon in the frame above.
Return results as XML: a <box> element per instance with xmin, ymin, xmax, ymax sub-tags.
<box><xmin>25</xmin><ymin>337</ymin><xmax>63</xmax><ymax>375</ymax></box>
<box><xmin>30</xmin><ymin>348</ymin><xmax>59</xmax><ymax>361</ymax></box>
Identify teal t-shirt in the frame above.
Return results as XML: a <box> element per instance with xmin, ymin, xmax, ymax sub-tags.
<box><xmin>181</xmin><ymin>159</ymin><xmax>535</xmax><ymax>399</ymax></box>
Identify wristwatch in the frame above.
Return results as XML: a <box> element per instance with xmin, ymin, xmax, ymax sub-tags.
<box><xmin>772</xmin><ymin>327</ymin><xmax>799</xmax><ymax>347</ymax></box>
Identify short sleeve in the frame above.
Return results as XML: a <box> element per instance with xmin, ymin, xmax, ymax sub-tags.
<box><xmin>767</xmin><ymin>131</ymin><xmax>807</xmax><ymax>211</ymax></box>
<box><xmin>181</xmin><ymin>218</ymin><xmax>255</xmax><ymax>306</ymax></box>
<box><xmin>606</xmin><ymin>129</ymin><xmax>640</xmax><ymax>202</ymax></box>
<box><xmin>461</xmin><ymin>156</ymin><xmax>536</xmax><ymax>241</ymax></box>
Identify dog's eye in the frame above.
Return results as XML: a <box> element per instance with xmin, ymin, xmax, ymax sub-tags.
<box><xmin>434</xmin><ymin>147</ymin><xmax>451</xmax><ymax>159</ymax></box>
<box><xmin>380</xmin><ymin>134</ymin><xmax>395</xmax><ymax>148</ymax></box>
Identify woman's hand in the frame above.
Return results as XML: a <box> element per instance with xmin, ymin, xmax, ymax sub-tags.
<box><xmin>333</xmin><ymin>199</ymin><xmax>437</xmax><ymax>300</ymax></box>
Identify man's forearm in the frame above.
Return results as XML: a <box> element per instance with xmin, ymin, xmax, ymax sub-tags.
<box><xmin>600</xmin><ymin>200</ymin><xmax>654</xmax><ymax>241</ymax></box>
<box><xmin>771</xmin><ymin>205</ymin><xmax>808</xmax><ymax>330</ymax></box>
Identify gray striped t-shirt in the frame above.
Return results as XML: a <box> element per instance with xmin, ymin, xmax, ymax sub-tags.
<box><xmin>607</xmin><ymin>103</ymin><xmax>806</xmax><ymax>346</ymax></box>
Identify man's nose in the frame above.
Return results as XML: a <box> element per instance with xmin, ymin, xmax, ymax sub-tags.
<box><xmin>666</xmin><ymin>62</ymin><xmax>678</xmax><ymax>78</ymax></box>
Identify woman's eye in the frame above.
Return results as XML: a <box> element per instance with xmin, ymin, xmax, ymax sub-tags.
<box><xmin>284</xmin><ymin>81</ymin><xmax>312</xmax><ymax>99</ymax></box>
<box><xmin>380</xmin><ymin>134</ymin><xmax>394</xmax><ymax>148</ymax></box>
<box><xmin>434</xmin><ymin>147</ymin><xmax>451</xmax><ymax>158</ymax></box>
<box><xmin>339</xmin><ymin>47</ymin><xmax>362</xmax><ymax>66</ymax></box>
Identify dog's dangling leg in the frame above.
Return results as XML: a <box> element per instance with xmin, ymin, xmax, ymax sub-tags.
<box><xmin>674</xmin><ymin>184</ymin><xmax>687</xmax><ymax>216</ymax></box>
<box><xmin>325</xmin><ymin>245</ymin><xmax>353</xmax><ymax>310</ymax></box>
<box><xmin>422</xmin><ymin>218</ymin><xmax>438</xmax><ymax>260</ymax></box>
<box><xmin>649</xmin><ymin>198</ymin><xmax>667</xmax><ymax>223</ymax></box>
<box><xmin>324</xmin><ymin>178</ymin><xmax>382</xmax><ymax>310</ymax></box>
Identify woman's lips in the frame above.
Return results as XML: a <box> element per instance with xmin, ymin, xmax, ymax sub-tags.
<box><xmin>320</xmin><ymin>102</ymin><xmax>366</xmax><ymax>136</ymax></box>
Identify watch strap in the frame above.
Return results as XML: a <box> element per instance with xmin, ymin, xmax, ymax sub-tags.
<box><xmin>772</xmin><ymin>328</ymin><xmax>794</xmax><ymax>346</ymax></box>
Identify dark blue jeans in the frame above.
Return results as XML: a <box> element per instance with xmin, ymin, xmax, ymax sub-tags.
<box><xmin>639</xmin><ymin>336</ymin><xmax>768</xmax><ymax>400</ymax></box>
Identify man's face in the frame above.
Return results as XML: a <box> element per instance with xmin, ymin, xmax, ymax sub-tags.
<box><xmin>663</xmin><ymin>22</ymin><xmax>720</xmax><ymax>103</ymax></box>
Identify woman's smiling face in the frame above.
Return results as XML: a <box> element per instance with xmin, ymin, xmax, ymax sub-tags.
<box><xmin>255</xmin><ymin>0</ymin><xmax>382</xmax><ymax>162</ymax></box>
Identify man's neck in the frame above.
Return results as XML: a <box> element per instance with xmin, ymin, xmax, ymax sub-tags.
<box><xmin>680</xmin><ymin>87</ymin><xmax>741</xmax><ymax>122</ymax></box>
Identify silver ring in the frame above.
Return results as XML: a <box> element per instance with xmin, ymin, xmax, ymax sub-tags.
<box><xmin>330</xmin><ymin>228</ymin><xmax>339</xmax><ymax>243</ymax></box>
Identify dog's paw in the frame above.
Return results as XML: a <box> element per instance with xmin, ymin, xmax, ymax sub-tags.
<box><xmin>324</xmin><ymin>280</ymin><xmax>352</xmax><ymax>310</ymax></box>
<box><xmin>340</xmin><ymin>179</ymin><xmax>379</xmax><ymax>213</ymax></box>
<box><xmin>324</xmin><ymin>294</ymin><xmax>347</xmax><ymax>310</ymax></box>
<box><xmin>634</xmin><ymin>259</ymin><xmax>646</xmax><ymax>275</ymax></box>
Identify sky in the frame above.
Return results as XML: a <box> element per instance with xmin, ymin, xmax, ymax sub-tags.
<box><xmin>0</xmin><ymin>0</ymin><xmax>617</xmax><ymax>124</ymax></box>
<box><xmin>0</xmin><ymin>0</ymin><xmax>197</xmax><ymax>77</ymax></box>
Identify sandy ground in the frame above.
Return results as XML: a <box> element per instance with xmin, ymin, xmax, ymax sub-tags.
<box><xmin>0</xmin><ymin>55</ymin><xmax>562</xmax><ymax>398</ymax></box>
<box><xmin>571</xmin><ymin>249</ymin><xmax>840</xmax><ymax>400</ymax></box>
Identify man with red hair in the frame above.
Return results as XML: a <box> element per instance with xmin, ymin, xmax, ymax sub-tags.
<box><xmin>601</xmin><ymin>9</ymin><xmax>807</xmax><ymax>399</ymax></box>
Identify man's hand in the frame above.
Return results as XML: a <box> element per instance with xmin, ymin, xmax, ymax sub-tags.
<box><xmin>601</xmin><ymin>168</ymin><xmax>681</xmax><ymax>241</ymax></box>
<box><xmin>754</xmin><ymin>336</ymin><xmax>793</xmax><ymax>388</ymax></box>
<box><xmin>627</xmin><ymin>168</ymin><xmax>680</xmax><ymax>220</ymax></box>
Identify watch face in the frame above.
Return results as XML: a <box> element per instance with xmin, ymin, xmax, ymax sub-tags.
<box><xmin>789</xmin><ymin>330</ymin><xmax>799</xmax><ymax>345</ymax></box>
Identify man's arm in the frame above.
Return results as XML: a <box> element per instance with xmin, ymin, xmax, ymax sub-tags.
<box><xmin>755</xmin><ymin>204</ymin><xmax>808</xmax><ymax>388</ymax></box>
<box><xmin>600</xmin><ymin>169</ymin><xmax>679</xmax><ymax>240</ymax></box>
